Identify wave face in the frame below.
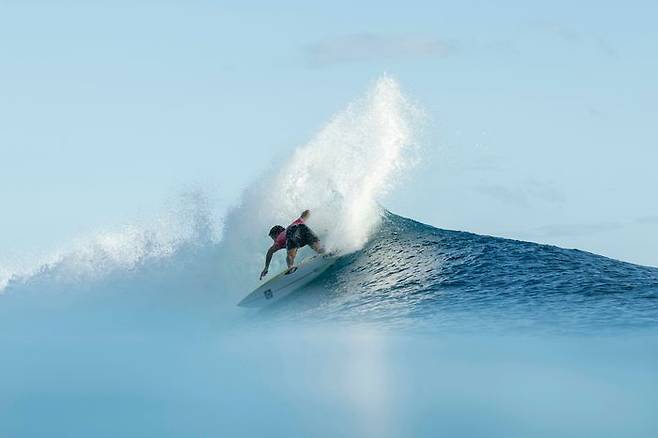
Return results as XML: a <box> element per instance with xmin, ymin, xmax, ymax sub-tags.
<box><xmin>261</xmin><ymin>212</ymin><xmax>658</xmax><ymax>333</ymax></box>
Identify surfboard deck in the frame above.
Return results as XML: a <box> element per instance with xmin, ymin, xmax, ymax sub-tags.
<box><xmin>238</xmin><ymin>253</ymin><xmax>339</xmax><ymax>308</ymax></box>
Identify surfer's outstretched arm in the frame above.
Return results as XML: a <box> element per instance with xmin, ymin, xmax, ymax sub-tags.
<box><xmin>260</xmin><ymin>245</ymin><xmax>276</xmax><ymax>280</ymax></box>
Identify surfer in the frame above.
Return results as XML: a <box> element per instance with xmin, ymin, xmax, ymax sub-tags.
<box><xmin>260</xmin><ymin>209</ymin><xmax>325</xmax><ymax>280</ymax></box>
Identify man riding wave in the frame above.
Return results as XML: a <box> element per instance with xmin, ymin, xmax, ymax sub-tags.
<box><xmin>260</xmin><ymin>209</ymin><xmax>325</xmax><ymax>280</ymax></box>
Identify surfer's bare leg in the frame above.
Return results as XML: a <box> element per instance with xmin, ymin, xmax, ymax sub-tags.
<box><xmin>311</xmin><ymin>241</ymin><xmax>325</xmax><ymax>254</ymax></box>
<box><xmin>286</xmin><ymin>247</ymin><xmax>298</xmax><ymax>269</ymax></box>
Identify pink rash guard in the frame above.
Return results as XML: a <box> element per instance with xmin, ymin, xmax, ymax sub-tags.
<box><xmin>273</xmin><ymin>217</ymin><xmax>305</xmax><ymax>251</ymax></box>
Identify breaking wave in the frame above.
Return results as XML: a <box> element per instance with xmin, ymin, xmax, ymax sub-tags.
<box><xmin>1</xmin><ymin>76</ymin><xmax>423</xmax><ymax>307</ymax></box>
<box><xmin>2</xmin><ymin>76</ymin><xmax>657</xmax><ymax>335</ymax></box>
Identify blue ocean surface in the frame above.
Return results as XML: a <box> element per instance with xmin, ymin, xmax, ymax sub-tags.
<box><xmin>1</xmin><ymin>211</ymin><xmax>658</xmax><ymax>437</ymax></box>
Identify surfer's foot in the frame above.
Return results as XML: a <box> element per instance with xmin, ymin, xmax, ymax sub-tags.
<box><xmin>285</xmin><ymin>266</ymin><xmax>298</xmax><ymax>275</ymax></box>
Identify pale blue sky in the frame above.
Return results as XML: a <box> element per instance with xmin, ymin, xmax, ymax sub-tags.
<box><xmin>1</xmin><ymin>0</ymin><xmax>657</xmax><ymax>267</ymax></box>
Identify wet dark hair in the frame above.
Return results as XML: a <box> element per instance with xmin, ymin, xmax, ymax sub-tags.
<box><xmin>269</xmin><ymin>225</ymin><xmax>285</xmax><ymax>239</ymax></box>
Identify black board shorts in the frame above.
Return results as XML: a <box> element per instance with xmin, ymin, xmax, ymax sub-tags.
<box><xmin>285</xmin><ymin>224</ymin><xmax>319</xmax><ymax>250</ymax></box>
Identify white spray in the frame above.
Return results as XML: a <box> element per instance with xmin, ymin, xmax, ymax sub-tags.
<box><xmin>217</xmin><ymin>76</ymin><xmax>423</xmax><ymax>289</ymax></box>
<box><xmin>2</xmin><ymin>76</ymin><xmax>422</xmax><ymax>298</ymax></box>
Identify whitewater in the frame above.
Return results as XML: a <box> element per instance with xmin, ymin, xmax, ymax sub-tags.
<box><xmin>2</xmin><ymin>77</ymin><xmax>658</xmax><ymax>438</ymax></box>
<box><xmin>1</xmin><ymin>77</ymin><xmax>421</xmax><ymax>301</ymax></box>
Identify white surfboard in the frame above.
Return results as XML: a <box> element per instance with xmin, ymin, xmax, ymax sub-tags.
<box><xmin>238</xmin><ymin>253</ymin><xmax>339</xmax><ymax>308</ymax></box>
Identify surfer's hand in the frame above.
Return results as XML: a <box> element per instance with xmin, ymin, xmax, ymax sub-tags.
<box><xmin>260</xmin><ymin>269</ymin><xmax>268</xmax><ymax>280</ymax></box>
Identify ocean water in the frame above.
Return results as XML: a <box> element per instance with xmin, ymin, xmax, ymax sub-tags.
<box><xmin>2</xmin><ymin>78</ymin><xmax>658</xmax><ymax>437</ymax></box>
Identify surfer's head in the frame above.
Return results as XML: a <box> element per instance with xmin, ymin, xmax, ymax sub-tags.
<box><xmin>268</xmin><ymin>225</ymin><xmax>285</xmax><ymax>240</ymax></box>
